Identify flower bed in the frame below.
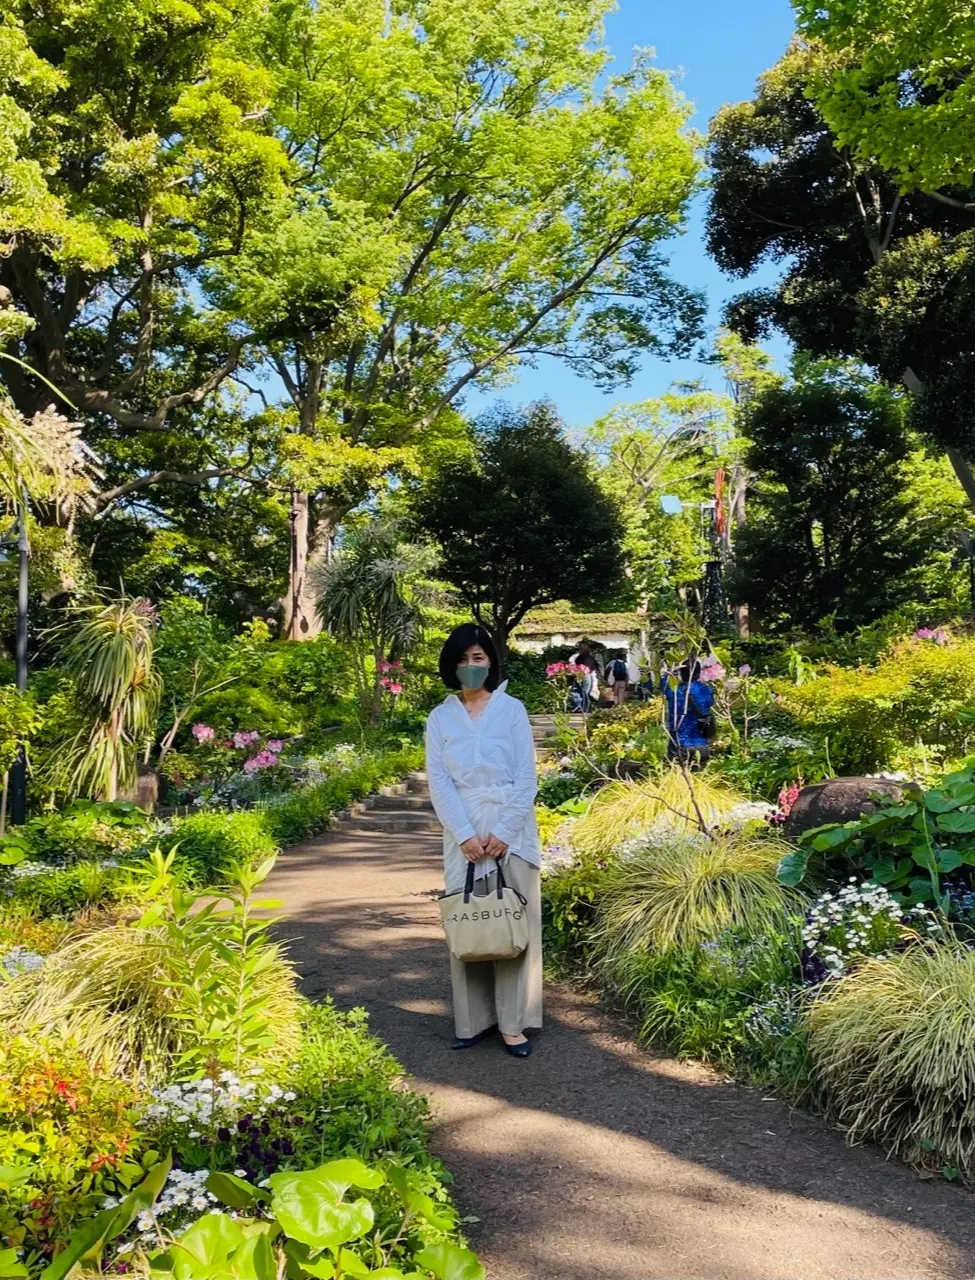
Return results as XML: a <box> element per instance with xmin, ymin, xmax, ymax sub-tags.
<box><xmin>0</xmin><ymin>736</ymin><xmax>477</xmax><ymax>1276</ymax></box>
<box><xmin>540</xmin><ymin>752</ymin><xmax>975</xmax><ymax>1183</ymax></box>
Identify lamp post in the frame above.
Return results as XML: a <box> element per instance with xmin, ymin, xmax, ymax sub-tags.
<box><xmin>0</xmin><ymin>498</ymin><xmax>29</xmax><ymax>824</ymax></box>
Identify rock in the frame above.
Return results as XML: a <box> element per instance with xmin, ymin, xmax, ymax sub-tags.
<box><xmin>782</xmin><ymin>776</ymin><xmax>908</xmax><ymax>840</ymax></box>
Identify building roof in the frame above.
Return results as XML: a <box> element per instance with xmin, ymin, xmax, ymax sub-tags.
<box><xmin>513</xmin><ymin>605</ymin><xmax>648</xmax><ymax>637</ymax></box>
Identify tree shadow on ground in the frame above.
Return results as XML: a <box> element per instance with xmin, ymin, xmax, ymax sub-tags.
<box><xmin>270</xmin><ymin>830</ymin><xmax>975</xmax><ymax>1280</ymax></box>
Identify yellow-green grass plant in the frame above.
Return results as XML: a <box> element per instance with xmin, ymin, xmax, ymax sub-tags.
<box><xmin>807</xmin><ymin>942</ymin><xmax>975</xmax><ymax>1175</ymax></box>
<box><xmin>594</xmin><ymin>830</ymin><xmax>805</xmax><ymax>963</ymax></box>
<box><xmin>0</xmin><ymin>922</ymin><xmax>301</xmax><ymax>1082</ymax></box>
<box><xmin>568</xmin><ymin>766</ymin><xmax>747</xmax><ymax>861</ymax></box>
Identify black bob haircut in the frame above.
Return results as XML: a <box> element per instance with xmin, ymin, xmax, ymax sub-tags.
<box><xmin>438</xmin><ymin>623</ymin><xmax>500</xmax><ymax>691</ymax></box>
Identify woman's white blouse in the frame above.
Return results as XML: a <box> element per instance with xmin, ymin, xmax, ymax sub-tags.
<box><xmin>424</xmin><ymin>681</ymin><xmax>540</xmax><ymax>892</ymax></box>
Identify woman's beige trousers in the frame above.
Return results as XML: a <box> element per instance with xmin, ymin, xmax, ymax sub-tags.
<box><xmin>448</xmin><ymin>854</ymin><xmax>543</xmax><ymax>1038</ymax></box>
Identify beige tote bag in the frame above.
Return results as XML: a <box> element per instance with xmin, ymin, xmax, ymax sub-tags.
<box><xmin>439</xmin><ymin>859</ymin><xmax>530</xmax><ymax>963</ymax></box>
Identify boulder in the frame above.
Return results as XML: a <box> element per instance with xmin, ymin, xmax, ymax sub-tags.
<box><xmin>782</xmin><ymin>776</ymin><xmax>908</xmax><ymax>840</ymax></box>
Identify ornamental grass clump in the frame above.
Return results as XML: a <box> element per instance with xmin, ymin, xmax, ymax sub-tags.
<box><xmin>568</xmin><ymin>767</ymin><xmax>746</xmax><ymax>859</ymax></box>
<box><xmin>595</xmin><ymin>830</ymin><xmax>803</xmax><ymax>961</ymax></box>
<box><xmin>807</xmin><ymin>943</ymin><xmax>975</xmax><ymax>1175</ymax></box>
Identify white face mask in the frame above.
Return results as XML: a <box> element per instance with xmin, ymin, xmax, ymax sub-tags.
<box><xmin>457</xmin><ymin>663</ymin><xmax>490</xmax><ymax>690</ymax></box>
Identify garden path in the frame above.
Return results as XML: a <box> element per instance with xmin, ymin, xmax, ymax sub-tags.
<box><xmin>267</xmin><ymin>777</ymin><xmax>975</xmax><ymax>1280</ymax></box>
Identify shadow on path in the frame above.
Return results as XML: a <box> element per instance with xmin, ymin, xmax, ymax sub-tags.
<box><xmin>269</xmin><ymin>828</ymin><xmax>975</xmax><ymax>1280</ymax></box>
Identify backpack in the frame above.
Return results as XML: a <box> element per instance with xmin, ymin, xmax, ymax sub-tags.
<box><xmin>688</xmin><ymin>688</ymin><xmax>717</xmax><ymax>740</ymax></box>
<box><xmin>611</xmin><ymin>658</ymin><xmax>628</xmax><ymax>683</ymax></box>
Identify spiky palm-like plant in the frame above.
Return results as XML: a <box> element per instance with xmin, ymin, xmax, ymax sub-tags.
<box><xmin>313</xmin><ymin>522</ymin><xmax>434</xmax><ymax>726</ymax></box>
<box><xmin>51</xmin><ymin>595</ymin><xmax>162</xmax><ymax>801</ymax></box>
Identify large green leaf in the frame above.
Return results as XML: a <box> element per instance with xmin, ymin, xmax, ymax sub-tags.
<box><xmin>809</xmin><ymin>824</ymin><xmax>858</xmax><ymax>852</ymax></box>
<box><xmin>936</xmin><ymin>810</ymin><xmax>975</xmax><ymax>834</ymax></box>
<box><xmin>269</xmin><ymin>1169</ymin><xmax>375</xmax><ymax>1251</ymax></box>
<box><xmin>413</xmin><ymin>1243</ymin><xmax>485</xmax><ymax>1280</ymax></box>
<box><xmin>207</xmin><ymin>1171</ymin><xmax>263</xmax><ymax>1210</ymax></box>
<box><xmin>385</xmin><ymin>1166</ymin><xmax>454</xmax><ymax>1232</ymax></box>
<box><xmin>166</xmin><ymin>1213</ymin><xmax>247</xmax><ymax>1280</ymax></box>
<box><xmin>936</xmin><ymin>848</ymin><xmax>965</xmax><ymax>873</ymax></box>
<box><xmin>776</xmin><ymin>846</ymin><xmax>811</xmax><ymax>887</ymax></box>
<box><xmin>926</xmin><ymin>783</ymin><xmax>975</xmax><ymax>812</ymax></box>
<box><xmin>0</xmin><ymin>1249</ymin><xmax>28</xmax><ymax>1278</ymax></box>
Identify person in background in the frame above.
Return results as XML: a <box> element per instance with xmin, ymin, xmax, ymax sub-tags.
<box><xmin>607</xmin><ymin>649</ymin><xmax>630</xmax><ymax>706</ymax></box>
<box><xmin>662</xmin><ymin>659</ymin><xmax>715</xmax><ymax>766</ymax></box>
<box><xmin>570</xmin><ymin>641</ymin><xmax>600</xmax><ymax>677</ymax></box>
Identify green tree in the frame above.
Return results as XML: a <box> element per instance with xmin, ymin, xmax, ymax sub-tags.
<box><xmin>793</xmin><ymin>0</ymin><xmax>975</xmax><ymax>193</ymax></box>
<box><xmin>705</xmin><ymin>43</ymin><xmax>975</xmax><ymax>508</ymax></box>
<box><xmin>414</xmin><ymin>401</ymin><xmax>624</xmax><ymax>671</ymax></box>
<box><xmin>730</xmin><ymin>359</ymin><xmax>967</xmax><ymax>632</ymax></box>
<box><xmin>216</xmin><ymin>0</ymin><xmax>703</xmax><ymax>638</ymax></box>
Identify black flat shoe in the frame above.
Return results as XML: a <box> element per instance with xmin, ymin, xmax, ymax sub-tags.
<box><xmin>451</xmin><ymin>1025</ymin><xmax>496</xmax><ymax>1050</ymax></box>
<box><xmin>501</xmin><ymin>1036</ymin><xmax>532</xmax><ymax>1058</ymax></box>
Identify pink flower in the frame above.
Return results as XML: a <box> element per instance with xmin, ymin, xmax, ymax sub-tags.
<box><xmin>378</xmin><ymin>659</ymin><xmax>404</xmax><ymax>674</ymax></box>
<box><xmin>243</xmin><ymin>749</ymin><xmax>276</xmax><ymax>773</ymax></box>
<box><xmin>699</xmin><ymin>661</ymin><xmax>726</xmax><ymax>683</ymax></box>
<box><xmin>738</xmin><ymin>664</ymin><xmax>752</xmax><ymax>677</ymax></box>
<box><xmin>191</xmin><ymin>723</ymin><xmax>214</xmax><ymax>743</ymax></box>
<box><xmin>387</xmin><ymin>682</ymin><xmax>403</xmax><ymax>696</ymax></box>
<box><xmin>914</xmin><ymin>627</ymin><xmax>949</xmax><ymax>646</ymax></box>
<box><xmin>266</xmin><ymin>739</ymin><xmax>284</xmax><ymax>754</ymax></box>
<box><xmin>232</xmin><ymin>730</ymin><xmax>260</xmax><ymax>749</ymax></box>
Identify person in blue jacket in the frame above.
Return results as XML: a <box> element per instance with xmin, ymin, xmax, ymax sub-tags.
<box><xmin>662</xmin><ymin>660</ymin><xmax>715</xmax><ymax>765</ymax></box>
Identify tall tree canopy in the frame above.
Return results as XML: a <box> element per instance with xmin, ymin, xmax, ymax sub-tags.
<box><xmin>1</xmin><ymin>0</ymin><xmax>703</xmax><ymax>634</ymax></box>
<box><xmin>730</xmin><ymin>359</ymin><xmax>967</xmax><ymax>632</ymax></box>
<box><xmin>706</xmin><ymin>43</ymin><xmax>975</xmax><ymax>503</ymax></box>
<box><xmin>413</xmin><ymin>401</ymin><xmax>624</xmax><ymax>669</ymax></box>
<box><xmin>792</xmin><ymin>0</ymin><xmax>975</xmax><ymax>193</ymax></box>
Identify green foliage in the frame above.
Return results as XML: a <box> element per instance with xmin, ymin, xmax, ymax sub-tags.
<box><xmin>0</xmin><ymin>859</ymin><xmax>300</xmax><ymax>1082</ymax></box>
<box><xmin>504</xmin><ymin>651</ymin><xmax>564</xmax><ymax>715</ymax></box>
<box><xmin>0</xmin><ymin>688</ymin><xmax>41</xmax><ymax>778</ymax></box>
<box><xmin>414</xmin><ymin>403</ymin><xmax>626</xmax><ymax>661</ymax></box>
<box><xmin>0</xmin><ymin>1035</ymin><xmax>147</xmax><ymax>1257</ymax></box>
<box><xmin>58</xmin><ymin>1152</ymin><xmax>480</xmax><ymax>1280</ymax></box>
<box><xmin>3</xmin><ymin>860</ymin><xmax>131</xmax><ymax>918</ymax></box>
<box><xmin>607</xmin><ymin>930</ymin><xmax>808</xmax><ymax>1087</ymax></box>
<box><xmin>594</xmin><ymin>831</ymin><xmax>803</xmax><ymax>958</ymax></box>
<box><xmin>46</xmin><ymin>596</ymin><xmax>162</xmax><ymax>803</ymax></box>
<box><xmin>794</xmin><ymin>0</ymin><xmax>975</xmax><ymax>193</ymax></box>
<box><xmin>777</xmin><ymin>633</ymin><xmax>975</xmax><ymax>774</ymax></box>
<box><xmin>807</xmin><ymin>943</ymin><xmax>975</xmax><ymax>1177</ymax></box>
<box><xmin>731</xmin><ymin>358</ymin><xmax>962</xmax><ymax>632</ymax></box>
<box><xmin>581</xmin><ymin>703</ymin><xmax>670</xmax><ymax>777</ymax></box>
<box><xmin>541</xmin><ymin>851</ymin><xmax>615</xmax><ymax>971</ymax></box>
<box><xmin>12</xmin><ymin>801</ymin><xmax>151</xmax><ymax>864</ymax></box>
<box><xmin>159</xmin><ymin>811</ymin><xmax>278</xmax><ymax>887</ymax></box>
<box><xmin>785</xmin><ymin>762</ymin><xmax>975</xmax><ymax>910</ymax></box>
<box><xmin>568</xmin><ymin>768</ymin><xmax>746</xmax><ymax>859</ymax></box>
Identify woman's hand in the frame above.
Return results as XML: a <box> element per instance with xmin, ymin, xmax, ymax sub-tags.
<box><xmin>483</xmin><ymin>833</ymin><xmax>509</xmax><ymax>860</ymax></box>
<box><xmin>460</xmin><ymin>836</ymin><xmax>486</xmax><ymax>863</ymax></box>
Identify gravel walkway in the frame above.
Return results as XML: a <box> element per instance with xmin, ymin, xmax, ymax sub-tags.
<box><xmin>268</xmin><ymin>788</ymin><xmax>975</xmax><ymax>1280</ymax></box>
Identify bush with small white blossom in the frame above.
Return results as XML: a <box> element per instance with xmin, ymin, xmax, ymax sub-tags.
<box><xmin>0</xmin><ymin>946</ymin><xmax>44</xmax><ymax>978</ymax></box>
<box><xmin>801</xmin><ymin>879</ymin><xmax>942</xmax><ymax>982</ymax></box>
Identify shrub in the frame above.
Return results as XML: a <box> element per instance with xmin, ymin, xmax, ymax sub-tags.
<box><xmin>568</xmin><ymin>767</ymin><xmax>747</xmax><ymax>859</ymax></box>
<box><xmin>541</xmin><ymin>849</ymin><xmax>615</xmax><ymax>970</ymax></box>
<box><xmin>4</xmin><ymin>859</ymin><xmax>131</xmax><ymax>917</ymax></box>
<box><xmin>160</xmin><ymin>809</ymin><xmax>278</xmax><ymax>884</ymax></box>
<box><xmin>16</xmin><ymin>800</ymin><xmax>153</xmax><ymax>863</ymax></box>
<box><xmin>778</xmin><ymin>633</ymin><xmax>975</xmax><ymax>774</ymax></box>
<box><xmin>0</xmin><ymin>862</ymin><xmax>301</xmax><ymax>1082</ymax></box>
<box><xmin>0</xmin><ymin>1034</ymin><xmax>145</xmax><ymax>1255</ymax></box>
<box><xmin>595</xmin><ymin>831</ymin><xmax>803</xmax><ymax>958</ymax></box>
<box><xmin>606</xmin><ymin>930</ymin><xmax>808</xmax><ymax>1086</ymax></box>
<box><xmin>807</xmin><ymin>943</ymin><xmax>975</xmax><ymax>1176</ymax></box>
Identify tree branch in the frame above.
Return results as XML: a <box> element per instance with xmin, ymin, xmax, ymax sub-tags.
<box><xmin>96</xmin><ymin>466</ymin><xmax>244</xmax><ymax>506</ymax></box>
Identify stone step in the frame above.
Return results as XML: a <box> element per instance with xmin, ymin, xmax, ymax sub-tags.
<box><xmin>367</xmin><ymin>793</ymin><xmax>434</xmax><ymax>812</ymax></box>
<box><xmin>336</xmin><ymin>812</ymin><xmax>442</xmax><ymax>835</ymax></box>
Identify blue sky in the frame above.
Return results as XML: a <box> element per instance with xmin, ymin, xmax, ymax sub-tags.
<box><xmin>468</xmin><ymin>0</ymin><xmax>797</xmax><ymax>428</ymax></box>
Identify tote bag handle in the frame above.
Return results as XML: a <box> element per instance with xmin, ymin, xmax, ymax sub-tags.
<box><xmin>463</xmin><ymin>857</ymin><xmax>508</xmax><ymax>903</ymax></box>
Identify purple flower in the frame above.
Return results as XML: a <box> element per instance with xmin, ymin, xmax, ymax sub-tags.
<box><xmin>738</xmin><ymin>664</ymin><xmax>752</xmax><ymax>677</ymax></box>
<box><xmin>192</xmin><ymin>723</ymin><xmax>214</xmax><ymax>742</ymax></box>
<box><xmin>266</xmin><ymin>739</ymin><xmax>284</xmax><ymax>754</ymax></box>
<box><xmin>233</xmin><ymin>730</ymin><xmax>260</xmax><ymax>749</ymax></box>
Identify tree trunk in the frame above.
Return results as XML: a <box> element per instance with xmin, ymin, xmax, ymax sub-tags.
<box><xmin>283</xmin><ymin>491</ymin><xmax>321</xmax><ymax>641</ymax></box>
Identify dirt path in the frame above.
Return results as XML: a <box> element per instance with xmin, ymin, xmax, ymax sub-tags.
<box><xmin>268</xmin><ymin>792</ymin><xmax>975</xmax><ymax>1280</ymax></box>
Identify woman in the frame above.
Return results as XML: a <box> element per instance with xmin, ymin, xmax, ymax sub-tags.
<box><xmin>662</xmin><ymin>659</ymin><xmax>715</xmax><ymax>766</ymax></box>
<box><xmin>425</xmin><ymin>623</ymin><xmax>542</xmax><ymax>1058</ymax></box>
